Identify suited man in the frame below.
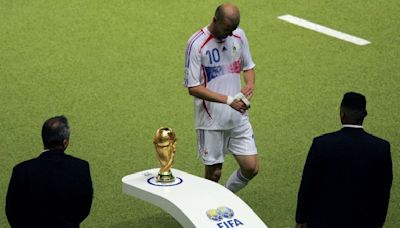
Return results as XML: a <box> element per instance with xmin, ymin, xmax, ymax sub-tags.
<box><xmin>6</xmin><ymin>115</ymin><xmax>93</xmax><ymax>228</ymax></box>
<box><xmin>295</xmin><ymin>92</ymin><xmax>392</xmax><ymax>228</ymax></box>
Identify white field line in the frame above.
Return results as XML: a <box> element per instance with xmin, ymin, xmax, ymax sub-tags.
<box><xmin>278</xmin><ymin>14</ymin><xmax>370</xmax><ymax>46</ymax></box>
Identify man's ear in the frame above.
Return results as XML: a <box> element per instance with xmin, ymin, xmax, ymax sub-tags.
<box><xmin>340</xmin><ymin>110</ymin><xmax>345</xmax><ymax>123</ymax></box>
<box><xmin>63</xmin><ymin>139</ymin><xmax>69</xmax><ymax>149</ymax></box>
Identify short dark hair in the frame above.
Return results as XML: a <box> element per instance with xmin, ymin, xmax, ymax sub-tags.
<box><xmin>42</xmin><ymin>115</ymin><xmax>70</xmax><ymax>148</ymax></box>
<box><xmin>215</xmin><ymin>5</ymin><xmax>224</xmax><ymax>21</ymax></box>
<box><xmin>340</xmin><ymin>92</ymin><xmax>367</xmax><ymax>123</ymax></box>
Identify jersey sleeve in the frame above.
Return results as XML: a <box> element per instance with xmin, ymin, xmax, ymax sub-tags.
<box><xmin>239</xmin><ymin>29</ymin><xmax>255</xmax><ymax>71</ymax></box>
<box><xmin>183</xmin><ymin>39</ymin><xmax>202</xmax><ymax>88</ymax></box>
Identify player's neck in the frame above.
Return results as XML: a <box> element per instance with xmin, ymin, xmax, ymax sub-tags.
<box><xmin>207</xmin><ymin>23</ymin><xmax>216</xmax><ymax>37</ymax></box>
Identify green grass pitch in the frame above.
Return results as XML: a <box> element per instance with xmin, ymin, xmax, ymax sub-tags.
<box><xmin>1</xmin><ymin>0</ymin><xmax>399</xmax><ymax>227</ymax></box>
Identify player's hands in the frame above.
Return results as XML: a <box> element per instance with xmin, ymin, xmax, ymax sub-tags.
<box><xmin>226</xmin><ymin>94</ymin><xmax>249</xmax><ymax>113</ymax></box>
<box><xmin>241</xmin><ymin>84</ymin><xmax>254</xmax><ymax>100</ymax></box>
<box><xmin>234</xmin><ymin>92</ymin><xmax>250</xmax><ymax>109</ymax></box>
<box><xmin>230</xmin><ymin>99</ymin><xmax>247</xmax><ymax>113</ymax></box>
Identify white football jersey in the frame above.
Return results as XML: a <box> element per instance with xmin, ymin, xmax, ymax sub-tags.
<box><xmin>184</xmin><ymin>26</ymin><xmax>255</xmax><ymax>130</ymax></box>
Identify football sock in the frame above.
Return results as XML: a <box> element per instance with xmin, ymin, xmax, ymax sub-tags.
<box><xmin>225</xmin><ymin>169</ymin><xmax>250</xmax><ymax>193</ymax></box>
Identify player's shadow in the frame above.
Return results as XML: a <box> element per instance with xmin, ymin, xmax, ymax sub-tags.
<box><xmin>111</xmin><ymin>213</ymin><xmax>182</xmax><ymax>228</ymax></box>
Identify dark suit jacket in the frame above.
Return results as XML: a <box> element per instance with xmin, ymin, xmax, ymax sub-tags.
<box><xmin>6</xmin><ymin>149</ymin><xmax>93</xmax><ymax>228</ymax></box>
<box><xmin>296</xmin><ymin>127</ymin><xmax>392</xmax><ymax>228</ymax></box>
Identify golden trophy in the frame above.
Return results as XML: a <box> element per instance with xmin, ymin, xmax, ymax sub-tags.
<box><xmin>153</xmin><ymin>127</ymin><xmax>177</xmax><ymax>183</ymax></box>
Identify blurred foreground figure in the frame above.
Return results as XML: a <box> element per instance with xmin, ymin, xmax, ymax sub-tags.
<box><xmin>6</xmin><ymin>115</ymin><xmax>93</xmax><ymax>228</ymax></box>
<box><xmin>296</xmin><ymin>92</ymin><xmax>392</xmax><ymax>228</ymax></box>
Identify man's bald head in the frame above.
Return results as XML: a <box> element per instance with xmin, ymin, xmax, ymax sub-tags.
<box><xmin>215</xmin><ymin>3</ymin><xmax>240</xmax><ymax>27</ymax></box>
<box><xmin>209</xmin><ymin>3</ymin><xmax>240</xmax><ymax>39</ymax></box>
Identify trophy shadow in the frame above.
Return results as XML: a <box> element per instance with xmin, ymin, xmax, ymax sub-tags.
<box><xmin>111</xmin><ymin>213</ymin><xmax>182</xmax><ymax>228</ymax></box>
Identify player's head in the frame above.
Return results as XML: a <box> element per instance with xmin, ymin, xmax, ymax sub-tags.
<box><xmin>42</xmin><ymin>115</ymin><xmax>70</xmax><ymax>150</ymax></box>
<box><xmin>211</xmin><ymin>3</ymin><xmax>240</xmax><ymax>39</ymax></box>
<box><xmin>340</xmin><ymin>92</ymin><xmax>367</xmax><ymax>125</ymax></box>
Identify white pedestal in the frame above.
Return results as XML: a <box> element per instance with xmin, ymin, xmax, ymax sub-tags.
<box><xmin>122</xmin><ymin>168</ymin><xmax>268</xmax><ymax>228</ymax></box>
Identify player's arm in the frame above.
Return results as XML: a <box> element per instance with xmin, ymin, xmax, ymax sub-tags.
<box><xmin>238</xmin><ymin>28</ymin><xmax>256</xmax><ymax>100</ymax></box>
<box><xmin>188</xmin><ymin>85</ymin><xmax>226</xmax><ymax>103</ymax></box>
<box><xmin>188</xmin><ymin>85</ymin><xmax>246</xmax><ymax>113</ymax></box>
<box><xmin>241</xmin><ymin>68</ymin><xmax>255</xmax><ymax>100</ymax></box>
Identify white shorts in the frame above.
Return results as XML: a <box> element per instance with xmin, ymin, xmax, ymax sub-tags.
<box><xmin>196</xmin><ymin>122</ymin><xmax>257</xmax><ymax>165</ymax></box>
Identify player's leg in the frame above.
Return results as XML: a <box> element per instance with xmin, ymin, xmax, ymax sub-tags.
<box><xmin>196</xmin><ymin>129</ymin><xmax>225</xmax><ymax>182</ymax></box>
<box><xmin>225</xmin><ymin>122</ymin><xmax>258</xmax><ymax>192</ymax></box>
<box><xmin>205</xmin><ymin>163</ymin><xmax>223</xmax><ymax>182</ymax></box>
<box><xmin>234</xmin><ymin>154</ymin><xmax>259</xmax><ymax>180</ymax></box>
<box><xmin>225</xmin><ymin>155</ymin><xmax>259</xmax><ymax>193</ymax></box>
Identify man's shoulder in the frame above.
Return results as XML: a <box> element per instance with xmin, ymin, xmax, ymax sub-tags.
<box><xmin>64</xmin><ymin>153</ymin><xmax>90</xmax><ymax>166</ymax></box>
<box><xmin>311</xmin><ymin>130</ymin><xmax>338</xmax><ymax>146</ymax></box>
<box><xmin>14</xmin><ymin>152</ymin><xmax>89</xmax><ymax>170</ymax></box>
<box><xmin>231</xmin><ymin>28</ymin><xmax>250</xmax><ymax>46</ymax></box>
<box><xmin>187</xmin><ymin>28</ymin><xmax>208</xmax><ymax>46</ymax></box>
<box><xmin>232</xmin><ymin>27</ymin><xmax>246</xmax><ymax>36</ymax></box>
<box><xmin>314</xmin><ymin>129</ymin><xmax>341</xmax><ymax>139</ymax></box>
<box><xmin>13</xmin><ymin>157</ymin><xmax>39</xmax><ymax>171</ymax></box>
<box><xmin>363</xmin><ymin>131</ymin><xmax>390</xmax><ymax>147</ymax></box>
<box><xmin>314</xmin><ymin>129</ymin><xmax>390</xmax><ymax>147</ymax></box>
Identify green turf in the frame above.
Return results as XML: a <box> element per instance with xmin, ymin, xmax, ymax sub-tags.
<box><xmin>1</xmin><ymin>0</ymin><xmax>399</xmax><ymax>227</ymax></box>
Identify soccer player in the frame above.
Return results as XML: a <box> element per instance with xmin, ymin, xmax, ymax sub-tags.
<box><xmin>183</xmin><ymin>3</ymin><xmax>259</xmax><ymax>193</ymax></box>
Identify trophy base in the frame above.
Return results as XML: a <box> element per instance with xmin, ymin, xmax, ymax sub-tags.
<box><xmin>156</xmin><ymin>172</ymin><xmax>175</xmax><ymax>183</ymax></box>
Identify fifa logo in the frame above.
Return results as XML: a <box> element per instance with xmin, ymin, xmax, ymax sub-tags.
<box><xmin>206</xmin><ymin>206</ymin><xmax>244</xmax><ymax>227</ymax></box>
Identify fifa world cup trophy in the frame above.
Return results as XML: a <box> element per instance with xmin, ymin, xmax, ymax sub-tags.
<box><xmin>153</xmin><ymin>127</ymin><xmax>177</xmax><ymax>183</ymax></box>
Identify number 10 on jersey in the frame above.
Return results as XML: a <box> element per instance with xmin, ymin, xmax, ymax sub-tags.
<box><xmin>206</xmin><ymin>48</ymin><xmax>220</xmax><ymax>64</ymax></box>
